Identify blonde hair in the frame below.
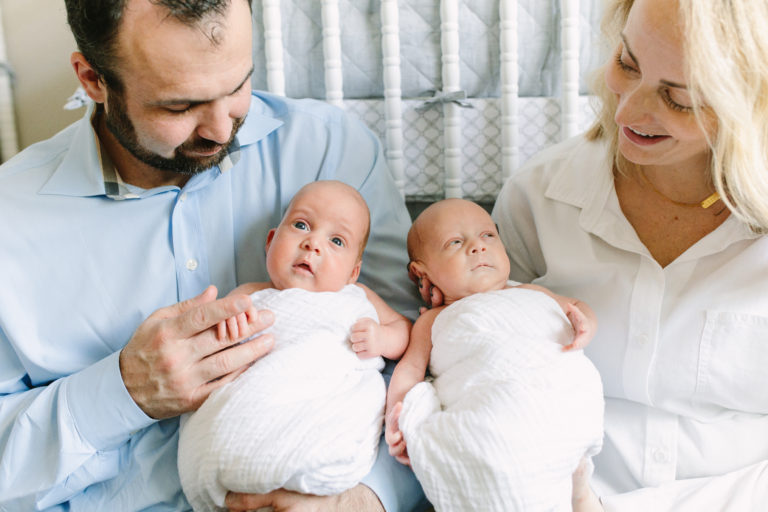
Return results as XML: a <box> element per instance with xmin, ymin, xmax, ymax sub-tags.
<box><xmin>587</xmin><ymin>0</ymin><xmax>768</xmax><ymax>230</ymax></box>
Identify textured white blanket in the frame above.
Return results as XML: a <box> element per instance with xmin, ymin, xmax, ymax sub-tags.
<box><xmin>400</xmin><ymin>287</ymin><xmax>604</xmax><ymax>512</ymax></box>
<box><xmin>178</xmin><ymin>285</ymin><xmax>385</xmax><ymax>511</ymax></box>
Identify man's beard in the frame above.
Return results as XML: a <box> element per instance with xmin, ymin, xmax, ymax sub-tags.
<box><xmin>104</xmin><ymin>92</ymin><xmax>245</xmax><ymax>176</ymax></box>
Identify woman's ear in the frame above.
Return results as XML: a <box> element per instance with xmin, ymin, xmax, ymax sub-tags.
<box><xmin>70</xmin><ymin>52</ymin><xmax>107</xmax><ymax>104</ymax></box>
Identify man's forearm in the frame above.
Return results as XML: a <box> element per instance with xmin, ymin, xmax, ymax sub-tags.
<box><xmin>340</xmin><ymin>484</ymin><xmax>385</xmax><ymax>512</ymax></box>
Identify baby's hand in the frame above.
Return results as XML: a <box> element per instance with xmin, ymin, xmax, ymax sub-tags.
<box><xmin>217</xmin><ymin>311</ymin><xmax>250</xmax><ymax>342</ymax></box>
<box><xmin>385</xmin><ymin>402</ymin><xmax>410</xmax><ymax>466</ymax></box>
<box><xmin>350</xmin><ymin>317</ymin><xmax>384</xmax><ymax>358</ymax></box>
<box><xmin>563</xmin><ymin>302</ymin><xmax>593</xmax><ymax>351</ymax></box>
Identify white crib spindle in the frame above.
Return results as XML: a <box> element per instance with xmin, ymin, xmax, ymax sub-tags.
<box><xmin>380</xmin><ymin>0</ymin><xmax>405</xmax><ymax>196</ymax></box>
<box><xmin>321</xmin><ymin>0</ymin><xmax>344</xmax><ymax>107</ymax></box>
<box><xmin>499</xmin><ymin>0</ymin><xmax>518</xmax><ymax>181</ymax></box>
<box><xmin>262</xmin><ymin>0</ymin><xmax>285</xmax><ymax>96</ymax></box>
<box><xmin>440</xmin><ymin>0</ymin><xmax>462</xmax><ymax>199</ymax></box>
<box><xmin>560</xmin><ymin>0</ymin><xmax>580</xmax><ymax>139</ymax></box>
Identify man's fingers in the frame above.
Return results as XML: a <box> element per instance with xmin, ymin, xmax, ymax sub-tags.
<box><xmin>225</xmin><ymin>490</ymin><xmax>274</xmax><ymax>510</ymax></box>
<box><xmin>198</xmin><ymin>333</ymin><xmax>274</xmax><ymax>383</ymax></box>
<box><xmin>195</xmin><ymin>362</ymin><xmax>253</xmax><ymax>408</ymax></box>
<box><xmin>159</xmin><ymin>285</ymin><xmax>219</xmax><ymax>321</ymax></box>
<box><xmin>173</xmin><ymin>293</ymin><xmax>257</xmax><ymax>340</ymax></box>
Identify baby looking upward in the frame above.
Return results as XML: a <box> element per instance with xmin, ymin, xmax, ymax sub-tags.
<box><xmin>178</xmin><ymin>180</ymin><xmax>410</xmax><ymax>512</ymax></box>
<box><xmin>386</xmin><ymin>198</ymin><xmax>604</xmax><ymax>512</ymax></box>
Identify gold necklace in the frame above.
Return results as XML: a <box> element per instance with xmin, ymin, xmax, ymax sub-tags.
<box><xmin>638</xmin><ymin>169</ymin><xmax>721</xmax><ymax>209</ymax></box>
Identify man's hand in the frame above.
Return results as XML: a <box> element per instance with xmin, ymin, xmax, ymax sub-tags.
<box><xmin>225</xmin><ymin>484</ymin><xmax>384</xmax><ymax>512</ymax></box>
<box><xmin>119</xmin><ymin>285</ymin><xmax>275</xmax><ymax>419</ymax></box>
<box><xmin>350</xmin><ymin>318</ymin><xmax>384</xmax><ymax>358</ymax></box>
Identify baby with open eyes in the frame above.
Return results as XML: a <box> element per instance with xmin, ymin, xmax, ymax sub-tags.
<box><xmin>178</xmin><ymin>180</ymin><xmax>410</xmax><ymax>511</ymax></box>
<box><xmin>385</xmin><ymin>198</ymin><xmax>605</xmax><ymax>512</ymax></box>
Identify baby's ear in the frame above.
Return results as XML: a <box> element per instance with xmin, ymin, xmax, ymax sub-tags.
<box><xmin>264</xmin><ymin>228</ymin><xmax>277</xmax><ymax>254</ymax></box>
<box><xmin>408</xmin><ymin>260</ymin><xmax>427</xmax><ymax>279</ymax></box>
<box><xmin>348</xmin><ymin>260</ymin><xmax>362</xmax><ymax>284</ymax></box>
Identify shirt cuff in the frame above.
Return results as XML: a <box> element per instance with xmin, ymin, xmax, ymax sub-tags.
<box><xmin>361</xmin><ymin>435</ymin><xmax>430</xmax><ymax>512</ymax></box>
<box><xmin>64</xmin><ymin>351</ymin><xmax>156</xmax><ymax>451</ymax></box>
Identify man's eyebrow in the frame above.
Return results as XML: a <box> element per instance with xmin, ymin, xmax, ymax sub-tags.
<box><xmin>620</xmin><ymin>33</ymin><xmax>688</xmax><ymax>89</ymax></box>
<box><xmin>151</xmin><ymin>66</ymin><xmax>254</xmax><ymax>107</ymax></box>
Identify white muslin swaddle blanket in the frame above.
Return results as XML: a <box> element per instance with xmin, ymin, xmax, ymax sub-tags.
<box><xmin>400</xmin><ymin>286</ymin><xmax>604</xmax><ymax>512</ymax></box>
<box><xmin>178</xmin><ymin>285</ymin><xmax>385</xmax><ymax>511</ymax></box>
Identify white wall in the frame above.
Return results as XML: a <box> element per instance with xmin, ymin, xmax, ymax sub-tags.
<box><xmin>1</xmin><ymin>0</ymin><xmax>82</xmax><ymax>151</ymax></box>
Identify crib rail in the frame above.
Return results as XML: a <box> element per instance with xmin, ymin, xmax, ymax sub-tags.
<box><xmin>260</xmin><ymin>0</ymin><xmax>592</xmax><ymax>201</ymax></box>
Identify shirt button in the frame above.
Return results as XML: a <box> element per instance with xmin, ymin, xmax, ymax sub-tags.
<box><xmin>635</xmin><ymin>333</ymin><xmax>649</xmax><ymax>346</ymax></box>
<box><xmin>186</xmin><ymin>258</ymin><xmax>198</xmax><ymax>271</ymax></box>
<box><xmin>180</xmin><ymin>192</ymin><xmax>188</xmax><ymax>202</ymax></box>
<box><xmin>653</xmin><ymin>448</ymin><xmax>669</xmax><ymax>463</ymax></box>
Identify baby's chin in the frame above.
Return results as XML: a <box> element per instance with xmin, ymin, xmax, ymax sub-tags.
<box><xmin>275</xmin><ymin>276</ymin><xmax>350</xmax><ymax>293</ymax></box>
<box><xmin>444</xmin><ymin>279</ymin><xmax>508</xmax><ymax>303</ymax></box>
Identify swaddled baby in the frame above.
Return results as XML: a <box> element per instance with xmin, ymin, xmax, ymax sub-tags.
<box><xmin>178</xmin><ymin>181</ymin><xmax>410</xmax><ymax>511</ymax></box>
<box><xmin>385</xmin><ymin>199</ymin><xmax>604</xmax><ymax>512</ymax></box>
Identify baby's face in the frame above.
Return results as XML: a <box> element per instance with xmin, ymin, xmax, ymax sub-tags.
<box><xmin>415</xmin><ymin>200</ymin><xmax>510</xmax><ymax>303</ymax></box>
<box><xmin>265</xmin><ymin>183</ymin><xmax>367</xmax><ymax>292</ymax></box>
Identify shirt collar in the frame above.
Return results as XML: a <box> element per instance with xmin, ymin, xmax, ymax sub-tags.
<box><xmin>39</xmin><ymin>93</ymin><xmax>284</xmax><ymax>199</ymax></box>
<box><xmin>543</xmin><ymin>135</ymin><xmax>760</xmax><ymax>261</ymax></box>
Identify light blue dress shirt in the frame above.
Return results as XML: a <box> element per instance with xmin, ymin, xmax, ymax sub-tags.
<box><xmin>0</xmin><ymin>92</ymin><xmax>428</xmax><ymax>511</ymax></box>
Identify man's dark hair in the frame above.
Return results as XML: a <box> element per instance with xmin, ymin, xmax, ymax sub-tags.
<box><xmin>64</xmin><ymin>0</ymin><xmax>252</xmax><ymax>92</ymax></box>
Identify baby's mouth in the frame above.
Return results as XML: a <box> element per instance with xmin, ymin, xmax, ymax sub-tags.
<box><xmin>294</xmin><ymin>261</ymin><xmax>314</xmax><ymax>274</ymax></box>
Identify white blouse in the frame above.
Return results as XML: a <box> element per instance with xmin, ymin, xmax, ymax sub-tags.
<box><xmin>493</xmin><ymin>135</ymin><xmax>768</xmax><ymax>511</ymax></box>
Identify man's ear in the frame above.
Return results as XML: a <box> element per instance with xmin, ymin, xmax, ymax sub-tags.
<box><xmin>265</xmin><ymin>228</ymin><xmax>277</xmax><ymax>254</ymax></box>
<box><xmin>70</xmin><ymin>52</ymin><xmax>107</xmax><ymax>104</ymax></box>
<box><xmin>347</xmin><ymin>260</ymin><xmax>362</xmax><ymax>284</ymax></box>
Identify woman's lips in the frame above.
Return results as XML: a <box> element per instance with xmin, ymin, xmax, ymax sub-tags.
<box><xmin>622</xmin><ymin>126</ymin><xmax>671</xmax><ymax>146</ymax></box>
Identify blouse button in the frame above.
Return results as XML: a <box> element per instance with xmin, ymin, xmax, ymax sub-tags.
<box><xmin>653</xmin><ymin>448</ymin><xmax>669</xmax><ymax>463</ymax></box>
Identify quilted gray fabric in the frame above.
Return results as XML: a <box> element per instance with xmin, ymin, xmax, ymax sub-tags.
<box><xmin>251</xmin><ymin>0</ymin><xmax>606</xmax><ymax>100</ymax></box>
<box><xmin>346</xmin><ymin>96</ymin><xmax>597</xmax><ymax>202</ymax></box>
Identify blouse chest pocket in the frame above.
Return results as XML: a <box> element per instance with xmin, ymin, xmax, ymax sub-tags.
<box><xmin>695</xmin><ymin>310</ymin><xmax>768</xmax><ymax>414</ymax></box>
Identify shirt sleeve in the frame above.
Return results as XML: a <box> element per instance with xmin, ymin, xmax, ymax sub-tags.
<box><xmin>600</xmin><ymin>461</ymin><xmax>768</xmax><ymax>512</ymax></box>
<box><xmin>0</xmin><ymin>335</ymin><xmax>155</xmax><ymax>509</ymax></box>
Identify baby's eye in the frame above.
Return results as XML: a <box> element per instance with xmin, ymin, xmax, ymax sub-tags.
<box><xmin>331</xmin><ymin>237</ymin><xmax>345</xmax><ymax>247</ymax></box>
<box><xmin>481</xmin><ymin>232</ymin><xmax>495</xmax><ymax>238</ymax></box>
<box><xmin>448</xmin><ymin>239</ymin><xmax>462</xmax><ymax>246</ymax></box>
<box><xmin>293</xmin><ymin>221</ymin><xmax>308</xmax><ymax>230</ymax></box>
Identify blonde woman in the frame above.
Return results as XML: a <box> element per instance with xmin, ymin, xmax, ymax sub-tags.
<box><xmin>490</xmin><ymin>0</ymin><xmax>768</xmax><ymax>510</ymax></box>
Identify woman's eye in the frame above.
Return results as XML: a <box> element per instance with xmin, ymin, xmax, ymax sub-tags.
<box><xmin>331</xmin><ymin>237</ymin><xmax>345</xmax><ymax>247</ymax></box>
<box><xmin>661</xmin><ymin>88</ymin><xmax>694</xmax><ymax>113</ymax></box>
<box><xmin>615</xmin><ymin>51</ymin><xmax>637</xmax><ymax>74</ymax></box>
